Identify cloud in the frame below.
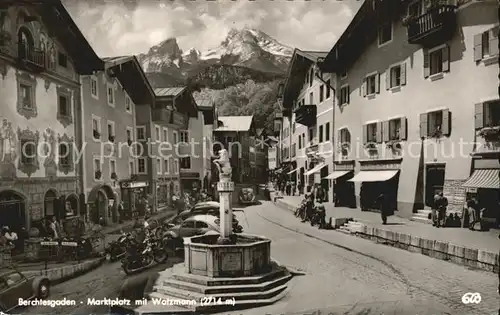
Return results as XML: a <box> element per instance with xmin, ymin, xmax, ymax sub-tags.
<box><xmin>64</xmin><ymin>0</ymin><xmax>361</xmax><ymax>57</ymax></box>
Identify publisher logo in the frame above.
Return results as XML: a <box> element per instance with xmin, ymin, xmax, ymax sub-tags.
<box><xmin>461</xmin><ymin>292</ymin><xmax>481</xmax><ymax>304</ymax></box>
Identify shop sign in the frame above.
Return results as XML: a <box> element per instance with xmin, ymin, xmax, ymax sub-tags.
<box><xmin>180</xmin><ymin>172</ymin><xmax>200</xmax><ymax>179</ymax></box>
<box><xmin>466</xmin><ymin>187</ymin><xmax>477</xmax><ymax>193</ymax></box>
<box><xmin>360</xmin><ymin>163</ymin><xmax>401</xmax><ymax>171</ymax></box>
<box><xmin>334</xmin><ymin>164</ymin><xmax>354</xmax><ymax>171</ymax></box>
<box><xmin>121</xmin><ymin>181</ymin><xmax>149</xmax><ymax>189</ymax></box>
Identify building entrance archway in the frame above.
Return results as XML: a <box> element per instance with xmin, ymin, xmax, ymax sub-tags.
<box><xmin>0</xmin><ymin>190</ymin><xmax>26</xmax><ymax>231</ymax></box>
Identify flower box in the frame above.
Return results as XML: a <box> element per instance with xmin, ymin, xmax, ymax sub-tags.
<box><xmin>478</xmin><ymin>126</ymin><xmax>500</xmax><ymax>140</ymax></box>
<box><xmin>95</xmin><ymin>170</ymin><xmax>102</xmax><ymax>180</ymax></box>
<box><xmin>111</xmin><ymin>172</ymin><xmax>118</xmax><ymax>180</ymax></box>
<box><xmin>108</xmin><ymin>135</ymin><xmax>115</xmax><ymax>142</ymax></box>
<box><xmin>93</xmin><ymin>130</ymin><xmax>100</xmax><ymax>139</ymax></box>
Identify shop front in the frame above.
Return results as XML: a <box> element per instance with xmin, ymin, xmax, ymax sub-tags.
<box><xmin>0</xmin><ymin>189</ymin><xmax>26</xmax><ymax>232</ymax></box>
<box><xmin>156</xmin><ymin>177</ymin><xmax>170</xmax><ymax>210</ymax></box>
<box><xmin>119</xmin><ymin>180</ymin><xmax>148</xmax><ymax>219</ymax></box>
<box><xmin>304</xmin><ymin>161</ymin><xmax>326</xmax><ymax>193</ymax></box>
<box><xmin>350</xmin><ymin>159</ymin><xmax>402</xmax><ymax>214</ymax></box>
<box><xmin>462</xmin><ymin>155</ymin><xmax>500</xmax><ymax>227</ymax></box>
<box><xmin>327</xmin><ymin>160</ymin><xmax>356</xmax><ymax>208</ymax></box>
<box><xmin>87</xmin><ymin>185</ymin><xmax>116</xmax><ymax>226</ymax></box>
<box><xmin>180</xmin><ymin>172</ymin><xmax>201</xmax><ymax>195</ymax></box>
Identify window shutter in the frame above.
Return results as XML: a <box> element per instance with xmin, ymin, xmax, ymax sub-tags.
<box><xmin>376</xmin><ymin>122</ymin><xmax>383</xmax><ymax>143</ymax></box>
<box><xmin>347</xmin><ymin>86</ymin><xmax>350</xmax><ymax>103</ymax></box>
<box><xmin>489</xmin><ymin>26</ymin><xmax>499</xmax><ymax>56</ymax></box>
<box><xmin>441</xmin><ymin>45</ymin><xmax>450</xmax><ymax>72</ymax></box>
<box><xmin>423</xmin><ymin>50</ymin><xmax>430</xmax><ymax>78</ymax></box>
<box><xmin>375</xmin><ymin>73</ymin><xmax>380</xmax><ymax>93</ymax></box>
<box><xmin>400</xmin><ymin>62</ymin><xmax>407</xmax><ymax>85</ymax></box>
<box><xmin>382</xmin><ymin>120</ymin><xmax>389</xmax><ymax>142</ymax></box>
<box><xmin>400</xmin><ymin>117</ymin><xmax>407</xmax><ymax>140</ymax></box>
<box><xmin>385</xmin><ymin>69</ymin><xmax>390</xmax><ymax>90</ymax></box>
<box><xmin>474</xmin><ymin>103</ymin><xmax>484</xmax><ymax>129</ymax></box>
<box><xmin>473</xmin><ymin>33</ymin><xmax>483</xmax><ymax>61</ymax></box>
<box><xmin>362</xmin><ymin>79</ymin><xmax>367</xmax><ymax>97</ymax></box>
<box><xmin>362</xmin><ymin>124</ymin><xmax>367</xmax><ymax>144</ymax></box>
<box><xmin>442</xmin><ymin>109</ymin><xmax>450</xmax><ymax>136</ymax></box>
<box><xmin>419</xmin><ymin>113</ymin><xmax>428</xmax><ymax>138</ymax></box>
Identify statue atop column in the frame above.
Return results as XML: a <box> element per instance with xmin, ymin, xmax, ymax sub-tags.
<box><xmin>213</xmin><ymin>149</ymin><xmax>232</xmax><ymax>179</ymax></box>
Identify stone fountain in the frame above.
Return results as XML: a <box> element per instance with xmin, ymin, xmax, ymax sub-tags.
<box><xmin>133</xmin><ymin>149</ymin><xmax>292</xmax><ymax>314</ymax></box>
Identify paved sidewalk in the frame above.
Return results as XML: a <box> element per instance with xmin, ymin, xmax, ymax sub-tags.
<box><xmin>278</xmin><ymin>196</ymin><xmax>500</xmax><ymax>253</ymax></box>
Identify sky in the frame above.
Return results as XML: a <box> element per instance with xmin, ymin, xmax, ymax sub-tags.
<box><xmin>64</xmin><ymin>0</ymin><xmax>362</xmax><ymax>57</ymax></box>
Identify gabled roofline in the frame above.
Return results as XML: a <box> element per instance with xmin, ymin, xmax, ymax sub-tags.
<box><xmin>104</xmin><ymin>55</ymin><xmax>155</xmax><ymax>100</ymax></box>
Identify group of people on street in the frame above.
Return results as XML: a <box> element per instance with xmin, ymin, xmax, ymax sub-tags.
<box><xmin>295</xmin><ymin>193</ymin><xmax>326</xmax><ymax>228</ymax></box>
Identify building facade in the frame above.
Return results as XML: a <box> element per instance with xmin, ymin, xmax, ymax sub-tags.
<box><xmin>318</xmin><ymin>0</ymin><xmax>499</xmax><ymax>219</ymax></box>
<box><xmin>81</xmin><ymin>56</ymin><xmax>152</xmax><ymax>224</ymax></box>
<box><xmin>179</xmin><ymin>110</ymin><xmax>203</xmax><ymax>192</ymax></box>
<box><xmin>150</xmin><ymin>87</ymin><xmax>198</xmax><ymax>208</ymax></box>
<box><xmin>0</xmin><ymin>3</ymin><xmax>102</xmax><ymax>233</ymax></box>
<box><xmin>196</xmin><ymin>99</ymin><xmax>217</xmax><ymax>191</ymax></box>
<box><xmin>281</xmin><ymin>50</ymin><xmax>335</xmax><ymax>201</ymax></box>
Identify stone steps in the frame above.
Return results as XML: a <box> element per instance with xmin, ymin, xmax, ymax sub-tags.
<box><xmin>162</xmin><ymin>273</ymin><xmax>292</xmax><ymax>294</ymax></box>
<box><xmin>338</xmin><ymin>220</ymin><xmax>365</xmax><ymax>234</ymax></box>
<box><xmin>153</xmin><ymin>283</ymin><xmax>289</xmax><ymax>302</ymax></box>
<box><xmin>410</xmin><ymin>209</ymin><xmax>462</xmax><ymax>225</ymax></box>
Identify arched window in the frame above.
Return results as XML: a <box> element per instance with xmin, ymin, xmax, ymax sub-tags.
<box><xmin>43</xmin><ymin>190</ymin><xmax>56</xmax><ymax>218</ymax></box>
<box><xmin>65</xmin><ymin>195</ymin><xmax>78</xmax><ymax>216</ymax></box>
<box><xmin>17</xmin><ymin>27</ymin><xmax>33</xmax><ymax>59</ymax></box>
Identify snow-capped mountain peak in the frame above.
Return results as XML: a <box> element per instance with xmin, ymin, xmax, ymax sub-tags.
<box><xmin>138</xmin><ymin>27</ymin><xmax>293</xmax><ymax>75</ymax></box>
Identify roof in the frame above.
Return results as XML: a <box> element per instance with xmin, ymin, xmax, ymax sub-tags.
<box><xmin>282</xmin><ymin>49</ymin><xmax>329</xmax><ymax>109</ymax></box>
<box><xmin>102</xmin><ymin>55</ymin><xmax>155</xmax><ymax>105</ymax></box>
<box><xmin>36</xmin><ymin>1</ymin><xmax>103</xmax><ymax>74</ymax></box>
<box><xmin>215</xmin><ymin>116</ymin><xmax>254</xmax><ymax>132</ymax></box>
<box><xmin>195</xmin><ymin>98</ymin><xmax>214</xmax><ymax>110</ymax></box>
<box><xmin>154</xmin><ymin>87</ymin><xmax>186</xmax><ymax>97</ymax></box>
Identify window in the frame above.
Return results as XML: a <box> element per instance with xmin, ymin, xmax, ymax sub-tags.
<box><xmin>474</xmin><ymin>26</ymin><xmax>499</xmax><ymax>62</ymax></box>
<box><xmin>408</xmin><ymin>1</ymin><xmax>422</xmax><ymax>17</ymax></box>
<box><xmin>93</xmin><ymin>158</ymin><xmax>102</xmax><ymax>180</ymax></box>
<box><xmin>20</xmin><ymin>84</ymin><xmax>32</xmax><ymax>109</ymax></box>
<box><xmin>58</xmin><ymin>52</ymin><xmax>67</xmax><ymax>68</ymax></box>
<box><xmin>378</xmin><ymin>22</ymin><xmax>392</xmax><ymax>46</ymax></box>
<box><xmin>173</xmin><ymin>131</ymin><xmax>178</xmax><ymax>144</ymax></box>
<box><xmin>326</xmin><ymin>80</ymin><xmax>331</xmax><ymax>99</ymax></box>
<box><xmin>129</xmin><ymin>160</ymin><xmax>135</xmax><ymax>175</ymax></box>
<box><xmin>365</xmin><ymin>73</ymin><xmax>378</xmax><ymax>95</ymax></box>
<box><xmin>298</xmin><ymin>136</ymin><xmax>302</xmax><ymax>149</ymax></box>
<box><xmin>389</xmin><ymin>118</ymin><xmax>402</xmax><ymax>141</ymax></box>
<box><xmin>137</xmin><ymin>157</ymin><xmax>147</xmax><ymax>174</ymax></box>
<box><xmin>107</xmin><ymin>84</ymin><xmax>114</xmax><ymax>106</ymax></box>
<box><xmin>21</xmin><ymin>139</ymin><xmax>36</xmax><ymax>165</ymax></box>
<box><xmin>308</xmin><ymin>128</ymin><xmax>313</xmax><ymax>142</ymax></box>
<box><xmin>174</xmin><ymin>159</ymin><xmax>179</xmax><ymax>173</ymax></box>
<box><xmin>319</xmin><ymin>125</ymin><xmax>324</xmax><ymax>142</ymax></box>
<box><xmin>477</xmin><ymin>101</ymin><xmax>500</xmax><ymax>128</ymax></box>
<box><xmin>309</xmin><ymin>92</ymin><xmax>313</xmax><ymax>104</ymax></box>
<box><xmin>366</xmin><ymin>123</ymin><xmax>377</xmax><ymax>142</ymax></box>
<box><xmin>180</xmin><ymin>157</ymin><xmax>191</xmax><ymax>169</ymax></box>
<box><xmin>92</xmin><ymin>116</ymin><xmax>101</xmax><ymax>140</ymax></box>
<box><xmin>319</xmin><ymin>85</ymin><xmax>324</xmax><ymax>103</ymax></box>
<box><xmin>157</xmin><ymin>158</ymin><xmax>162</xmax><ymax>174</ymax></box>
<box><xmin>302</xmin><ymin>134</ymin><xmax>305</xmax><ymax>147</ymax></box>
<box><xmin>164</xmin><ymin>158</ymin><xmax>169</xmax><ymax>174</ymax></box>
<box><xmin>58</xmin><ymin>143</ymin><xmax>71</xmax><ymax>166</ymax></box>
<box><xmin>196</xmin><ymin>221</ymin><xmax>208</xmax><ymax>229</ymax></box>
<box><xmin>180</xmin><ymin>131</ymin><xmax>189</xmax><ymax>143</ymax></box>
<box><xmin>309</xmin><ymin>68</ymin><xmax>313</xmax><ymax>87</ymax></box>
<box><xmin>429</xmin><ymin>49</ymin><xmax>443</xmax><ymax>75</ymax></box>
<box><xmin>428</xmin><ymin>110</ymin><xmax>443</xmax><ymax>135</ymax></box>
<box><xmin>136</xmin><ymin>126</ymin><xmax>146</xmax><ymax>141</ymax></box>
<box><xmin>107</xmin><ymin>121</ymin><xmax>115</xmax><ymax>142</ymax></box>
<box><xmin>388</xmin><ymin>65</ymin><xmax>402</xmax><ymax>88</ymax></box>
<box><xmin>110</xmin><ymin>159</ymin><xmax>116</xmax><ymax>178</ymax></box>
<box><xmin>58</xmin><ymin>95</ymin><xmax>70</xmax><ymax>117</ymax></box>
<box><xmin>90</xmin><ymin>77</ymin><xmax>98</xmax><ymax>98</ymax></box>
<box><xmin>125</xmin><ymin>95</ymin><xmax>131</xmax><ymax>113</ymax></box>
<box><xmin>126</xmin><ymin>128</ymin><xmax>133</xmax><ymax>145</ymax></box>
<box><xmin>155</xmin><ymin>126</ymin><xmax>161</xmax><ymax>142</ymax></box>
<box><xmin>181</xmin><ymin>220</ymin><xmax>195</xmax><ymax>228</ymax></box>
<box><xmin>325</xmin><ymin>122</ymin><xmax>330</xmax><ymax>141</ymax></box>
<box><xmin>340</xmin><ymin>128</ymin><xmax>350</xmax><ymax>144</ymax></box>
<box><xmin>292</xmin><ymin>123</ymin><xmax>295</xmax><ymax>133</ymax></box>
<box><xmin>163</xmin><ymin>128</ymin><xmax>168</xmax><ymax>143</ymax></box>
<box><xmin>339</xmin><ymin>85</ymin><xmax>349</xmax><ymax>105</ymax></box>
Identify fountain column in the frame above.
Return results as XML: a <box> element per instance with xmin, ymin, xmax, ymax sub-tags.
<box><xmin>217</xmin><ymin>173</ymin><xmax>234</xmax><ymax>244</ymax></box>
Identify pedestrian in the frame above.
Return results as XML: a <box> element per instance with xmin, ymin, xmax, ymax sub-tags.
<box><xmin>436</xmin><ymin>192</ymin><xmax>448</xmax><ymax>228</ymax></box>
<box><xmin>467</xmin><ymin>197</ymin><xmax>482</xmax><ymax>230</ymax></box>
<box><xmin>49</xmin><ymin>216</ymin><xmax>60</xmax><ymax>238</ymax></box>
<box><xmin>117</xmin><ymin>201</ymin><xmax>124</xmax><ymax>223</ymax></box>
<box><xmin>377</xmin><ymin>193</ymin><xmax>388</xmax><ymax>224</ymax></box>
<box><xmin>432</xmin><ymin>192</ymin><xmax>440</xmax><ymax>226</ymax></box>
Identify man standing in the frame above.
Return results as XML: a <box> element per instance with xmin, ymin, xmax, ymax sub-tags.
<box><xmin>377</xmin><ymin>193</ymin><xmax>388</xmax><ymax>225</ymax></box>
<box><xmin>432</xmin><ymin>192</ymin><xmax>441</xmax><ymax>226</ymax></box>
<box><xmin>436</xmin><ymin>192</ymin><xmax>448</xmax><ymax>227</ymax></box>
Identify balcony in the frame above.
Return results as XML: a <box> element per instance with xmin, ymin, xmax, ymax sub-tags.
<box><xmin>18</xmin><ymin>46</ymin><xmax>45</xmax><ymax>72</ymax></box>
<box><xmin>172</xmin><ymin>111</ymin><xmax>188</xmax><ymax>129</ymax></box>
<box><xmin>306</xmin><ymin>143</ymin><xmax>319</xmax><ymax>156</ymax></box>
<box><xmin>406</xmin><ymin>5</ymin><xmax>456</xmax><ymax>46</ymax></box>
<box><xmin>152</xmin><ymin>108</ymin><xmax>188</xmax><ymax>128</ymax></box>
<box><xmin>294</xmin><ymin>105</ymin><xmax>316</xmax><ymax>127</ymax></box>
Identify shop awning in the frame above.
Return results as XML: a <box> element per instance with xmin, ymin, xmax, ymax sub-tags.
<box><xmin>287</xmin><ymin>168</ymin><xmax>298</xmax><ymax>175</ymax></box>
<box><xmin>324</xmin><ymin>170</ymin><xmax>351</xmax><ymax>180</ymax></box>
<box><xmin>304</xmin><ymin>163</ymin><xmax>327</xmax><ymax>176</ymax></box>
<box><xmin>462</xmin><ymin>169</ymin><xmax>499</xmax><ymax>189</ymax></box>
<box><xmin>348</xmin><ymin>170</ymin><xmax>399</xmax><ymax>182</ymax></box>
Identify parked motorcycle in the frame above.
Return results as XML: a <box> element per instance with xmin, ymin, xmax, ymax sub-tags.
<box><xmin>104</xmin><ymin>232</ymin><xmax>128</xmax><ymax>262</ymax></box>
<box><xmin>121</xmin><ymin>234</ymin><xmax>167</xmax><ymax>275</ymax></box>
<box><xmin>310</xmin><ymin>205</ymin><xmax>326</xmax><ymax>229</ymax></box>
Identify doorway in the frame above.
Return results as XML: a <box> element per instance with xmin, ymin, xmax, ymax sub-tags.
<box><xmin>0</xmin><ymin>190</ymin><xmax>26</xmax><ymax>231</ymax></box>
<box><xmin>320</xmin><ymin>166</ymin><xmax>329</xmax><ymax>202</ymax></box>
<box><xmin>425</xmin><ymin>164</ymin><xmax>445</xmax><ymax>207</ymax></box>
<box><xmin>334</xmin><ymin>172</ymin><xmax>356</xmax><ymax>208</ymax></box>
<box><xmin>96</xmin><ymin>191</ymin><xmax>107</xmax><ymax>225</ymax></box>
<box><xmin>44</xmin><ymin>190</ymin><xmax>57</xmax><ymax>220</ymax></box>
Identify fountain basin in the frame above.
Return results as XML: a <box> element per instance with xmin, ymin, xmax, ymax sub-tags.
<box><xmin>184</xmin><ymin>233</ymin><xmax>271</xmax><ymax>278</ymax></box>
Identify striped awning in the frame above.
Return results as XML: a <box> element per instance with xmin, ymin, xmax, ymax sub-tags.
<box><xmin>348</xmin><ymin>170</ymin><xmax>398</xmax><ymax>182</ymax></box>
<box><xmin>304</xmin><ymin>163</ymin><xmax>326</xmax><ymax>176</ymax></box>
<box><xmin>462</xmin><ymin>169</ymin><xmax>499</xmax><ymax>189</ymax></box>
<box><xmin>324</xmin><ymin>170</ymin><xmax>351</xmax><ymax>180</ymax></box>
